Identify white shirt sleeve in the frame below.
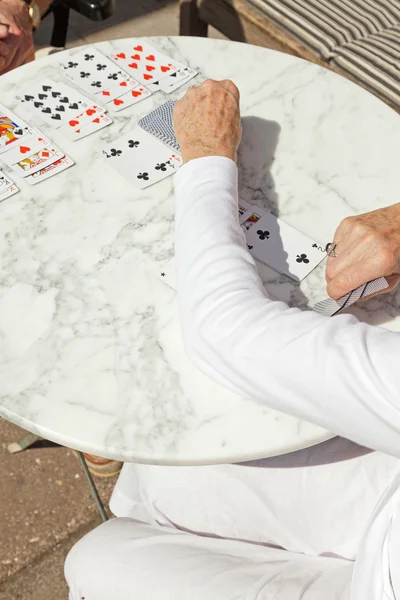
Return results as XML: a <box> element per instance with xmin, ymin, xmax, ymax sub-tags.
<box><xmin>175</xmin><ymin>156</ymin><xmax>400</xmax><ymax>457</ymax></box>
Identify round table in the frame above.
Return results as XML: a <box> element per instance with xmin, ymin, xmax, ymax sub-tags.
<box><xmin>0</xmin><ymin>37</ymin><xmax>399</xmax><ymax>465</ymax></box>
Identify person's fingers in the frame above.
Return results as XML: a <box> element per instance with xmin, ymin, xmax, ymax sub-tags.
<box><xmin>360</xmin><ymin>273</ymin><xmax>400</xmax><ymax>301</ymax></box>
<box><xmin>327</xmin><ymin>254</ymin><xmax>397</xmax><ymax>299</ymax></box>
<box><xmin>0</xmin><ymin>39</ymin><xmax>9</xmax><ymax>56</ymax></box>
<box><xmin>0</xmin><ymin>23</ymin><xmax>10</xmax><ymax>38</ymax></box>
<box><xmin>0</xmin><ymin>44</ymin><xmax>22</xmax><ymax>75</ymax></box>
<box><xmin>220</xmin><ymin>79</ymin><xmax>240</xmax><ymax>105</ymax></box>
<box><xmin>325</xmin><ymin>236</ymin><xmax>372</xmax><ymax>283</ymax></box>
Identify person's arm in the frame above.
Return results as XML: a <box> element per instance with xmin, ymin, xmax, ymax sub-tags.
<box><xmin>0</xmin><ymin>0</ymin><xmax>36</xmax><ymax>74</ymax></box>
<box><xmin>173</xmin><ymin>80</ymin><xmax>400</xmax><ymax>458</ymax></box>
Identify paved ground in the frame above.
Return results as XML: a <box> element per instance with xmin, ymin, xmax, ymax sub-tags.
<box><xmin>1</xmin><ymin>3</ymin><xmax>225</xmax><ymax>598</ymax></box>
<box><xmin>0</xmin><ymin>418</ymin><xmax>117</xmax><ymax>599</ymax></box>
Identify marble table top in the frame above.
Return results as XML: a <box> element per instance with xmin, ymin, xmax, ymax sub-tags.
<box><xmin>0</xmin><ymin>37</ymin><xmax>399</xmax><ymax>465</ymax></box>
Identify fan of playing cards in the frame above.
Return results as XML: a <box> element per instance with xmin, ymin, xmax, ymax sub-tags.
<box><xmin>0</xmin><ymin>101</ymin><xmax>75</xmax><ymax>193</ymax></box>
<box><xmin>57</xmin><ymin>42</ymin><xmax>197</xmax><ymax>112</ymax></box>
<box><xmin>0</xmin><ymin>40</ymin><xmax>198</xmax><ymax>196</ymax></box>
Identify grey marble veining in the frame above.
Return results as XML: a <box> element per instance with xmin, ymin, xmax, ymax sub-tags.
<box><xmin>0</xmin><ymin>37</ymin><xmax>399</xmax><ymax>465</ymax></box>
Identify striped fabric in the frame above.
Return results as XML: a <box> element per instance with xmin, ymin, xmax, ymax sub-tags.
<box><xmin>331</xmin><ymin>27</ymin><xmax>400</xmax><ymax>108</ymax></box>
<box><xmin>249</xmin><ymin>0</ymin><xmax>400</xmax><ymax>59</ymax></box>
<box><xmin>248</xmin><ymin>0</ymin><xmax>400</xmax><ymax>109</ymax></box>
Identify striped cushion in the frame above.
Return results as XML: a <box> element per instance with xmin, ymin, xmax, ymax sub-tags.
<box><xmin>248</xmin><ymin>0</ymin><xmax>400</xmax><ymax>60</ymax></box>
<box><xmin>331</xmin><ymin>27</ymin><xmax>400</xmax><ymax>108</ymax></box>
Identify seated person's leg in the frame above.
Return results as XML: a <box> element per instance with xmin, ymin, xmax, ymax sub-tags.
<box><xmin>110</xmin><ymin>437</ymin><xmax>400</xmax><ymax>560</ymax></box>
<box><xmin>65</xmin><ymin>517</ymin><xmax>354</xmax><ymax>600</ymax></box>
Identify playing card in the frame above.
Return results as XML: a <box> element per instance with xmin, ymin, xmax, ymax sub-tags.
<box><xmin>59</xmin><ymin>110</ymin><xmax>112</xmax><ymax>140</ymax></box>
<box><xmin>59</xmin><ymin>47</ymin><xmax>133</xmax><ymax>94</ymax></box>
<box><xmin>138</xmin><ymin>100</ymin><xmax>179</xmax><ymax>152</ymax></box>
<box><xmin>105</xmin><ymin>86</ymin><xmax>152</xmax><ymax>111</ymax></box>
<box><xmin>102</xmin><ymin>126</ymin><xmax>182</xmax><ymax>190</ymax></box>
<box><xmin>1</xmin><ymin>132</ymin><xmax>48</xmax><ymax>166</ymax></box>
<box><xmin>94</xmin><ymin>76</ymin><xmax>140</xmax><ymax>102</ymax></box>
<box><xmin>25</xmin><ymin>155</ymin><xmax>75</xmax><ymax>184</ymax></box>
<box><xmin>0</xmin><ymin>102</ymin><xmax>33</xmax><ymax>154</ymax></box>
<box><xmin>245</xmin><ymin>212</ymin><xmax>326</xmax><ymax>281</ymax></box>
<box><xmin>0</xmin><ymin>171</ymin><xmax>19</xmax><ymax>201</ymax></box>
<box><xmin>152</xmin><ymin>67</ymin><xmax>198</xmax><ymax>94</ymax></box>
<box><xmin>62</xmin><ymin>104</ymin><xmax>105</xmax><ymax>131</ymax></box>
<box><xmin>238</xmin><ymin>200</ymin><xmax>253</xmax><ymax>218</ymax></box>
<box><xmin>158</xmin><ymin>257</ymin><xmax>177</xmax><ymax>290</ymax></box>
<box><xmin>240</xmin><ymin>208</ymin><xmax>264</xmax><ymax>231</ymax></box>
<box><xmin>147</xmin><ymin>67</ymin><xmax>190</xmax><ymax>92</ymax></box>
<box><xmin>11</xmin><ymin>144</ymin><xmax>64</xmax><ymax>177</ymax></box>
<box><xmin>312</xmin><ymin>277</ymin><xmax>389</xmax><ymax>317</ymax></box>
<box><xmin>109</xmin><ymin>41</ymin><xmax>179</xmax><ymax>85</ymax></box>
<box><xmin>16</xmin><ymin>80</ymin><xmax>97</xmax><ymax>128</ymax></box>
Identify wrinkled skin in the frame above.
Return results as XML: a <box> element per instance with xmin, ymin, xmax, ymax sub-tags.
<box><xmin>174</xmin><ymin>79</ymin><xmax>400</xmax><ymax>301</ymax></box>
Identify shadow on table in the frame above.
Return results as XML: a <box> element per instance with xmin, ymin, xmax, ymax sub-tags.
<box><xmin>238</xmin><ymin>116</ymin><xmax>308</xmax><ymax>306</ymax></box>
<box><xmin>240</xmin><ymin>437</ymin><xmax>373</xmax><ymax>468</ymax></box>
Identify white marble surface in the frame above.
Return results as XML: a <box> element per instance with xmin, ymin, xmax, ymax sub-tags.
<box><xmin>0</xmin><ymin>37</ymin><xmax>399</xmax><ymax>465</ymax></box>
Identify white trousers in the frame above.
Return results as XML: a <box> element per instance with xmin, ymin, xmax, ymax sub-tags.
<box><xmin>65</xmin><ymin>438</ymin><xmax>400</xmax><ymax>600</ymax></box>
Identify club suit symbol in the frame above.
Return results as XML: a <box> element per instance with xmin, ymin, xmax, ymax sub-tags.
<box><xmin>257</xmin><ymin>230</ymin><xmax>270</xmax><ymax>240</ymax></box>
<box><xmin>296</xmin><ymin>254</ymin><xmax>310</xmax><ymax>263</ymax></box>
<box><xmin>137</xmin><ymin>172</ymin><xmax>149</xmax><ymax>181</ymax></box>
<box><xmin>104</xmin><ymin>149</ymin><xmax>122</xmax><ymax>158</ymax></box>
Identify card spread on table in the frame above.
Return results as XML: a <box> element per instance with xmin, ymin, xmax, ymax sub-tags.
<box><xmin>94</xmin><ymin>76</ymin><xmax>140</xmax><ymax>102</ymax></box>
<box><xmin>1</xmin><ymin>132</ymin><xmax>49</xmax><ymax>166</ymax></box>
<box><xmin>0</xmin><ymin>120</ymin><xmax>75</xmax><ymax>185</ymax></box>
<box><xmin>245</xmin><ymin>211</ymin><xmax>326</xmax><ymax>281</ymax></box>
<box><xmin>102</xmin><ymin>126</ymin><xmax>182</xmax><ymax>189</ymax></box>
<box><xmin>109</xmin><ymin>41</ymin><xmax>179</xmax><ymax>85</ymax></box>
<box><xmin>106</xmin><ymin>85</ymin><xmax>152</xmax><ymax>111</ymax></box>
<box><xmin>16</xmin><ymin>80</ymin><xmax>92</xmax><ymax>126</ymax></box>
<box><xmin>59</xmin><ymin>110</ymin><xmax>113</xmax><ymax>140</ymax></box>
<box><xmin>25</xmin><ymin>155</ymin><xmax>75</xmax><ymax>185</ymax></box>
<box><xmin>59</xmin><ymin>47</ymin><xmax>133</xmax><ymax>92</ymax></box>
<box><xmin>12</xmin><ymin>145</ymin><xmax>64</xmax><ymax>177</ymax></box>
<box><xmin>138</xmin><ymin>100</ymin><xmax>179</xmax><ymax>152</ymax></box>
<box><xmin>58</xmin><ymin>47</ymin><xmax>150</xmax><ymax>112</ymax></box>
<box><xmin>0</xmin><ymin>102</ymin><xmax>33</xmax><ymax>154</ymax></box>
<box><xmin>0</xmin><ymin>170</ymin><xmax>19</xmax><ymax>201</ymax></box>
<box><xmin>148</xmin><ymin>67</ymin><xmax>198</xmax><ymax>93</ymax></box>
<box><xmin>157</xmin><ymin>257</ymin><xmax>177</xmax><ymax>290</ymax></box>
<box><xmin>15</xmin><ymin>79</ymin><xmax>112</xmax><ymax>140</ymax></box>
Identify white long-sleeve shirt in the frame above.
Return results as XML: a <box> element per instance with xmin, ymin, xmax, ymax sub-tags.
<box><xmin>175</xmin><ymin>156</ymin><xmax>400</xmax><ymax>600</ymax></box>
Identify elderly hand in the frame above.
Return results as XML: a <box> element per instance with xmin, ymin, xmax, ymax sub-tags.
<box><xmin>0</xmin><ymin>0</ymin><xmax>34</xmax><ymax>75</ymax></box>
<box><xmin>326</xmin><ymin>203</ymin><xmax>400</xmax><ymax>299</ymax></box>
<box><xmin>173</xmin><ymin>79</ymin><xmax>242</xmax><ymax>164</ymax></box>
